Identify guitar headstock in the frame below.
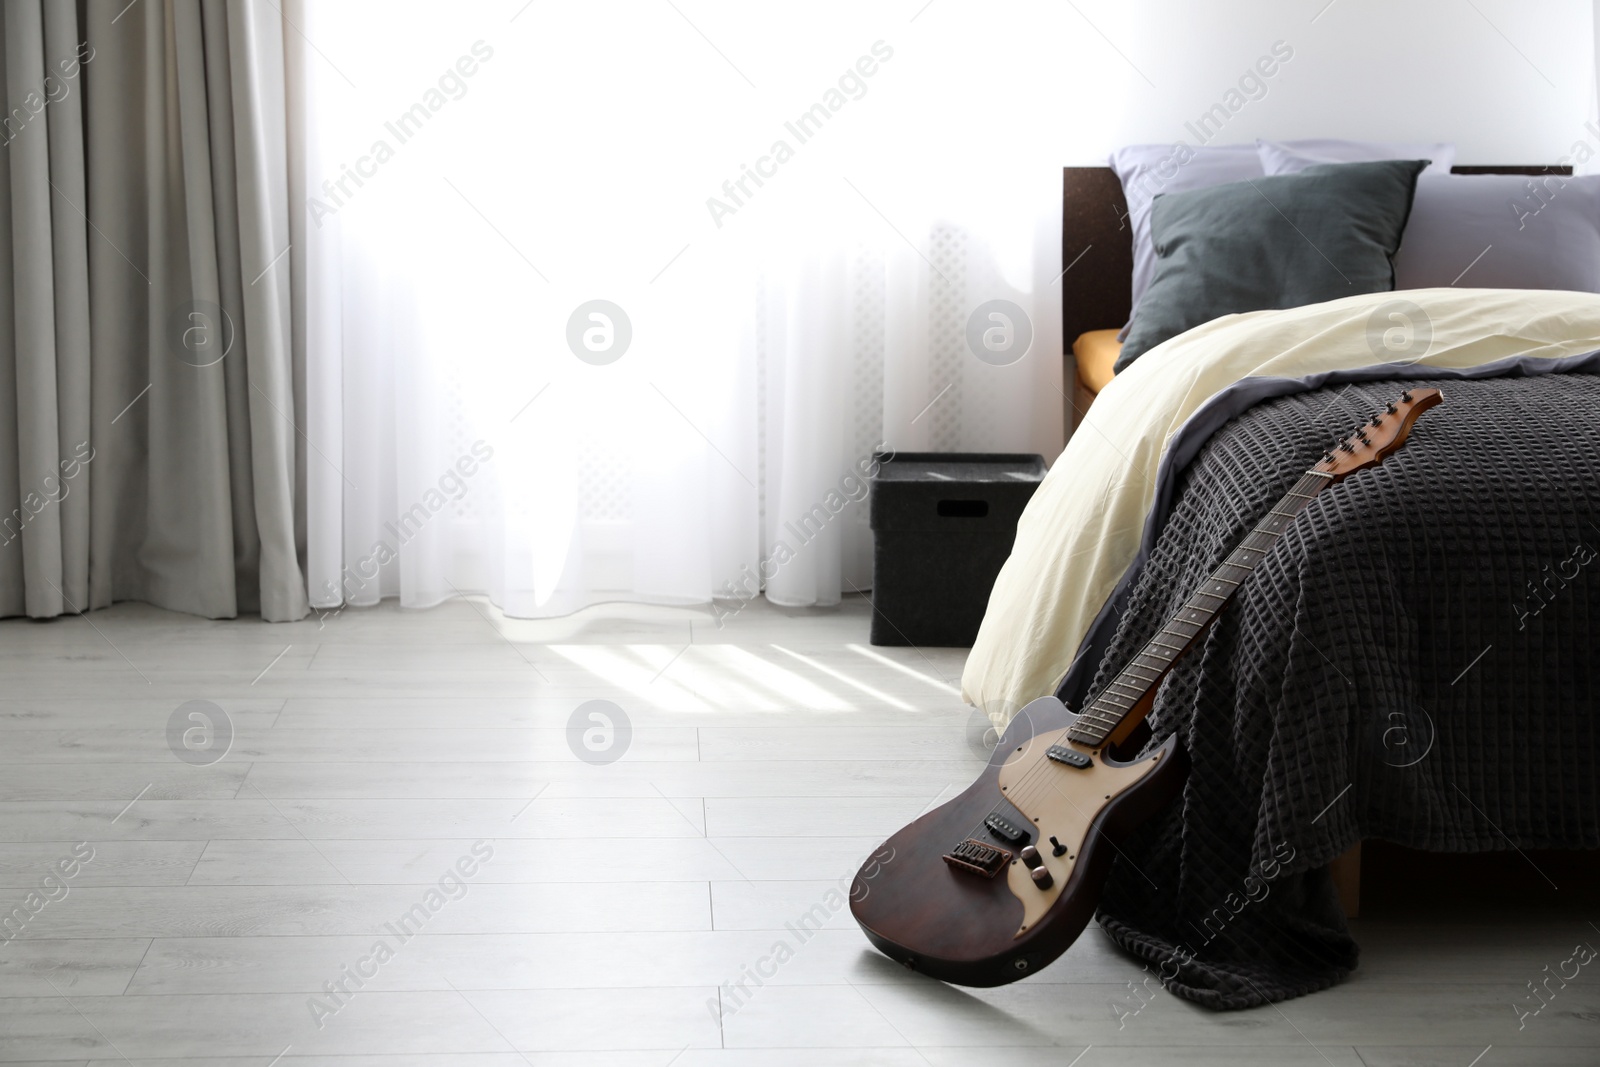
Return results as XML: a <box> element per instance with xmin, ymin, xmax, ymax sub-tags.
<box><xmin>1314</xmin><ymin>387</ymin><xmax>1442</xmax><ymax>483</ymax></box>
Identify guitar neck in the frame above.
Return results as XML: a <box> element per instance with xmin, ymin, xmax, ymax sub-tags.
<box><xmin>1067</xmin><ymin>468</ymin><xmax>1336</xmax><ymax>747</ymax></box>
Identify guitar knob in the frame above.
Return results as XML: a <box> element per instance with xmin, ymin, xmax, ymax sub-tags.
<box><xmin>1030</xmin><ymin>866</ymin><xmax>1054</xmax><ymax>889</ymax></box>
<box><xmin>1019</xmin><ymin>845</ymin><xmax>1042</xmax><ymax>869</ymax></box>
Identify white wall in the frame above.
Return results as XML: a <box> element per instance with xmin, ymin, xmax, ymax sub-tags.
<box><xmin>1049</xmin><ymin>0</ymin><xmax>1595</xmax><ymax>165</ymax></box>
<box><xmin>738</xmin><ymin>0</ymin><xmax>1600</xmax><ymax>237</ymax></box>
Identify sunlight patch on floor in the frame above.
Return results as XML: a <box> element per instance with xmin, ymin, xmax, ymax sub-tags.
<box><xmin>770</xmin><ymin>644</ymin><xmax>916</xmax><ymax>712</ymax></box>
<box><xmin>546</xmin><ymin>644</ymin><xmax>712</xmax><ymax>712</ymax></box>
<box><xmin>846</xmin><ymin>643</ymin><xmax>963</xmax><ymax>696</ymax></box>
<box><xmin>702</xmin><ymin>645</ymin><xmax>854</xmax><ymax>712</ymax></box>
<box><xmin>625</xmin><ymin>644</ymin><xmax>781</xmax><ymax>712</ymax></box>
<box><xmin>546</xmin><ymin>642</ymin><xmax>862</xmax><ymax>713</ymax></box>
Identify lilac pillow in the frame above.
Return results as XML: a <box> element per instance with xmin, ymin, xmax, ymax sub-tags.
<box><xmin>1258</xmin><ymin>139</ymin><xmax>1456</xmax><ymax>176</ymax></box>
<box><xmin>1109</xmin><ymin>143</ymin><xmax>1263</xmax><ymax>328</ymax></box>
<box><xmin>1392</xmin><ymin>173</ymin><xmax>1600</xmax><ymax>291</ymax></box>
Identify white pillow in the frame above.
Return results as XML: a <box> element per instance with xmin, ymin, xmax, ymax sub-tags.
<box><xmin>1257</xmin><ymin>139</ymin><xmax>1456</xmax><ymax>176</ymax></box>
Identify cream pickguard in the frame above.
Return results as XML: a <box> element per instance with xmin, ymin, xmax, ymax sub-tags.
<box><xmin>996</xmin><ymin>728</ymin><xmax>1168</xmax><ymax>936</ymax></box>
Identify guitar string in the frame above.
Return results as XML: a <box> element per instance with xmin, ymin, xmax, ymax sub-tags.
<box><xmin>945</xmin><ymin>395</ymin><xmax>1424</xmax><ymax>861</ymax></box>
<box><xmin>1022</xmin><ymin>471</ymin><xmax>1328</xmax><ymax>784</ymax></box>
<box><xmin>995</xmin><ymin>470</ymin><xmax>1326</xmax><ymax>826</ymax></box>
<box><xmin>956</xmin><ymin>467</ymin><xmax>1332</xmax><ymax>845</ymax></box>
<box><xmin>994</xmin><ymin>394</ymin><xmax>1421</xmax><ymax>824</ymax></box>
<box><xmin>959</xmin><ymin>496</ymin><xmax>1290</xmax><ymax>849</ymax></box>
<box><xmin>1010</xmin><ymin>467</ymin><xmax>1336</xmax><ymax>818</ymax></box>
<box><xmin>984</xmin><ymin>469</ymin><xmax>1333</xmax><ymax>835</ymax></box>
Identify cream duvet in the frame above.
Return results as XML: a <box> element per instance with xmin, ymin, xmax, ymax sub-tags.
<box><xmin>962</xmin><ymin>287</ymin><xmax>1600</xmax><ymax>726</ymax></box>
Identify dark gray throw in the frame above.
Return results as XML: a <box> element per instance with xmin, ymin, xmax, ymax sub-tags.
<box><xmin>1069</xmin><ymin>372</ymin><xmax>1600</xmax><ymax>1009</ymax></box>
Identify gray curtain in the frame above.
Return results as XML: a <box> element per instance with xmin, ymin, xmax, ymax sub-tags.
<box><xmin>0</xmin><ymin>0</ymin><xmax>307</xmax><ymax>622</ymax></box>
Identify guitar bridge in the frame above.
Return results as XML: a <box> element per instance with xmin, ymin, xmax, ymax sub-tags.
<box><xmin>943</xmin><ymin>839</ymin><xmax>1011</xmax><ymax>878</ymax></box>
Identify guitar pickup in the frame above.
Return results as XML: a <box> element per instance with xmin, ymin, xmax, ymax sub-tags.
<box><xmin>1046</xmin><ymin>745</ymin><xmax>1092</xmax><ymax>769</ymax></box>
<box><xmin>984</xmin><ymin>813</ymin><xmax>1028</xmax><ymax>844</ymax></box>
<box><xmin>943</xmin><ymin>838</ymin><xmax>1010</xmax><ymax>878</ymax></box>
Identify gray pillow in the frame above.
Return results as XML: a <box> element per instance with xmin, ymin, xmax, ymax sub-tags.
<box><xmin>1110</xmin><ymin>139</ymin><xmax>1457</xmax><ymax>332</ymax></box>
<box><xmin>1393</xmin><ymin>173</ymin><xmax>1600</xmax><ymax>291</ymax></box>
<box><xmin>1117</xmin><ymin>159</ymin><xmax>1428</xmax><ymax>371</ymax></box>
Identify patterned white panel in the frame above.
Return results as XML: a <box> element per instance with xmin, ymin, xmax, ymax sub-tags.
<box><xmin>851</xmin><ymin>245</ymin><xmax>886</xmax><ymax>526</ymax></box>
<box><xmin>755</xmin><ymin>273</ymin><xmax>769</xmax><ymax>567</ymax></box>
<box><xmin>579</xmin><ymin>442</ymin><xmax>632</xmax><ymax>522</ymax></box>
<box><xmin>927</xmin><ymin>223</ymin><xmax>968</xmax><ymax>451</ymax></box>
<box><xmin>443</xmin><ymin>372</ymin><xmax>479</xmax><ymax>520</ymax></box>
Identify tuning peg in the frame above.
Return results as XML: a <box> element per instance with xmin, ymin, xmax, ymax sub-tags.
<box><xmin>1400</xmin><ymin>391</ymin><xmax>1413</xmax><ymax>402</ymax></box>
<box><xmin>1386</xmin><ymin>403</ymin><xmax>1397</xmax><ymax>414</ymax></box>
<box><xmin>1339</xmin><ymin>442</ymin><xmax>1355</xmax><ymax>453</ymax></box>
<box><xmin>1369</xmin><ymin>415</ymin><xmax>1383</xmax><ymax>426</ymax></box>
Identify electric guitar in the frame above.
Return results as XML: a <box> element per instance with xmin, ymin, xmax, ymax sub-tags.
<box><xmin>850</xmin><ymin>387</ymin><xmax>1442</xmax><ymax>986</ymax></box>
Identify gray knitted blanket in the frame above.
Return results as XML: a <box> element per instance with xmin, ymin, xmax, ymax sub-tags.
<box><xmin>1056</xmin><ymin>366</ymin><xmax>1600</xmax><ymax>1009</ymax></box>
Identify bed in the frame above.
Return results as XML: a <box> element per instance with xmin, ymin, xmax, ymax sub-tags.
<box><xmin>962</xmin><ymin>157</ymin><xmax>1600</xmax><ymax>1007</ymax></box>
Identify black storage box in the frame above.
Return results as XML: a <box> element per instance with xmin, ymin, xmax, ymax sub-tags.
<box><xmin>868</xmin><ymin>452</ymin><xmax>1047</xmax><ymax>647</ymax></box>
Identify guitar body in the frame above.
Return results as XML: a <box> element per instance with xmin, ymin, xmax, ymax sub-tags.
<box><xmin>850</xmin><ymin>695</ymin><xmax>1188</xmax><ymax>986</ymax></box>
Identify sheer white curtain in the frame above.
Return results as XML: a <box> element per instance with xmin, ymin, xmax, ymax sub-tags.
<box><xmin>290</xmin><ymin>0</ymin><xmax>1110</xmax><ymax>617</ymax></box>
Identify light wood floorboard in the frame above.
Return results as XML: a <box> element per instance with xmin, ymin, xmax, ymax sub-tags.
<box><xmin>0</xmin><ymin>597</ymin><xmax>1593</xmax><ymax>1063</ymax></box>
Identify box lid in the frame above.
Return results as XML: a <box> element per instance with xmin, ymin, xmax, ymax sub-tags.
<box><xmin>870</xmin><ymin>452</ymin><xmax>1047</xmax><ymax>531</ymax></box>
<box><xmin>870</xmin><ymin>452</ymin><xmax>1047</xmax><ymax>484</ymax></box>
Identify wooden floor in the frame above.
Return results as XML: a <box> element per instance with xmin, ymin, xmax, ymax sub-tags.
<box><xmin>0</xmin><ymin>594</ymin><xmax>1595</xmax><ymax>1065</ymax></box>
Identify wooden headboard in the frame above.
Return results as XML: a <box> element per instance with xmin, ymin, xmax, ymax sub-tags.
<box><xmin>1060</xmin><ymin>164</ymin><xmax>1575</xmax><ymax>354</ymax></box>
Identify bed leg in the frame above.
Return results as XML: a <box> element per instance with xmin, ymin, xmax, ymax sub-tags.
<box><xmin>1329</xmin><ymin>842</ymin><xmax>1361</xmax><ymax>919</ymax></box>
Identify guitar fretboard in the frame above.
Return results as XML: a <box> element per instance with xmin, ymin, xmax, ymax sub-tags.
<box><xmin>1067</xmin><ymin>468</ymin><xmax>1334</xmax><ymax>747</ymax></box>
